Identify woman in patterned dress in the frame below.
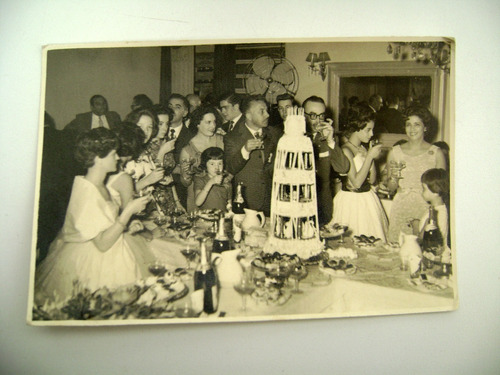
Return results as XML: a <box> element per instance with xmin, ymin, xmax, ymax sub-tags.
<box><xmin>385</xmin><ymin>106</ymin><xmax>446</xmax><ymax>242</ymax></box>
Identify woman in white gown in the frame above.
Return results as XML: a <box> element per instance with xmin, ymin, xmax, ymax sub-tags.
<box><xmin>34</xmin><ymin>128</ymin><xmax>151</xmax><ymax>304</ymax></box>
<box><xmin>331</xmin><ymin>105</ymin><xmax>388</xmax><ymax>241</ymax></box>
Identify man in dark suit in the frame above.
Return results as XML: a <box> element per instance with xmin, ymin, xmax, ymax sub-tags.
<box><xmin>303</xmin><ymin>96</ymin><xmax>350</xmax><ymax>225</ymax></box>
<box><xmin>167</xmin><ymin>93</ymin><xmax>194</xmax><ymax>209</ymax></box>
<box><xmin>224</xmin><ymin>95</ymin><xmax>282</xmax><ymax>217</ymax></box>
<box><xmin>64</xmin><ymin>94</ymin><xmax>121</xmax><ymax>134</ymax></box>
<box><xmin>219</xmin><ymin>93</ymin><xmax>245</xmax><ymax>134</ymax></box>
<box><xmin>375</xmin><ymin>95</ymin><xmax>405</xmax><ymax>134</ymax></box>
<box><xmin>270</xmin><ymin>93</ymin><xmax>296</xmax><ymax>132</ymax></box>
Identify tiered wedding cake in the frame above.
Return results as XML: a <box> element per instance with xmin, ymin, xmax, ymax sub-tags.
<box><xmin>263</xmin><ymin>107</ymin><xmax>324</xmax><ymax>259</ymax></box>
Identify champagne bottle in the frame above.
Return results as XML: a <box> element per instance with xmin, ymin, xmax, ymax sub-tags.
<box><xmin>422</xmin><ymin>206</ymin><xmax>443</xmax><ymax>269</ymax></box>
<box><xmin>213</xmin><ymin>214</ymin><xmax>230</xmax><ymax>253</ymax></box>
<box><xmin>232</xmin><ymin>182</ymin><xmax>246</xmax><ymax>214</ymax></box>
<box><xmin>194</xmin><ymin>239</ymin><xmax>219</xmax><ymax>314</ymax></box>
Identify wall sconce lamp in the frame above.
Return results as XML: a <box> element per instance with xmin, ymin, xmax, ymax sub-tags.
<box><xmin>306</xmin><ymin>52</ymin><xmax>331</xmax><ymax>81</ymax></box>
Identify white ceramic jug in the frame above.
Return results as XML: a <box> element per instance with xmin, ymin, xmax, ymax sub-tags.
<box><xmin>241</xmin><ymin>208</ymin><xmax>266</xmax><ymax>231</ymax></box>
<box><xmin>399</xmin><ymin>232</ymin><xmax>422</xmax><ymax>271</ymax></box>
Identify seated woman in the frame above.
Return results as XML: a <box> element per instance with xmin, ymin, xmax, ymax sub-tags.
<box><xmin>384</xmin><ymin>106</ymin><xmax>446</xmax><ymax>242</ymax></box>
<box><xmin>178</xmin><ymin>106</ymin><xmax>224</xmax><ymax>212</ymax></box>
<box><xmin>34</xmin><ymin>128</ymin><xmax>151</xmax><ymax>304</ymax></box>
<box><xmin>123</xmin><ymin>108</ymin><xmax>165</xmax><ymax>194</ymax></box>
<box><xmin>331</xmin><ymin>105</ymin><xmax>388</xmax><ymax>241</ymax></box>
<box><xmin>194</xmin><ymin>147</ymin><xmax>232</xmax><ymax>212</ymax></box>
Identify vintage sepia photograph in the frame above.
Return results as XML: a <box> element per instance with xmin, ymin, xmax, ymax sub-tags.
<box><xmin>27</xmin><ymin>38</ymin><xmax>456</xmax><ymax>325</ymax></box>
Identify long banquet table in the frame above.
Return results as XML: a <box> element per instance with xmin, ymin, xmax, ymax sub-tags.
<box><xmin>145</xmin><ymin>216</ymin><xmax>456</xmax><ymax>322</ymax></box>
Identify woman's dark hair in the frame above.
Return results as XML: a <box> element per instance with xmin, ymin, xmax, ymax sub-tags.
<box><xmin>421</xmin><ymin>168</ymin><xmax>450</xmax><ymax>207</ymax></box>
<box><xmin>404</xmin><ymin>105</ymin><xmax>438</xmax><ymax>142</ymax></box>
<box><xmin>343</xmin><ymin>104</ymin><xmax>376</xmax><ymax>138</ymax></box>
<box><xmin>433</xmin><ymin>141</ymin><xmax>450</xmax><ymax>171</ymax></box>
<box><xmin>152</xmin><ymin>104</ymin><xmax>175</xmax><ymax>120</ymax></box>
<box><xmin>132</xmin><ymin>94</ymin><xmax>153</xmax><ymax>110</ymax></box>
<box><xmin>75</xmin><ymin>128</ymin><xmax>119</xmax><ymax>168</ymax></box>
<box><xmin>124</xmin><ymin>108</ymin><xmax>159</xmax><ymax>141</ymax></box>
<box><xmin>189</xmin><ymin>106</ymin><xmax>223</xmax><ymax>133</ymax></box>
<box><xmin>114</xmin><ymin>122</ymin><xmax>145</xmax><ymax>160</ymax></box>
<box><xmin>199</xmin><ymin>147</ymin><xmax>224</xmax><ymax>171</ymax></box>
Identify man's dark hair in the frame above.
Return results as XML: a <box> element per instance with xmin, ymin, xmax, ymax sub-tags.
<box><xmin>219</xmin><ymin>92</ymin><xmax>243</xmax><ymax>107</ymax></box>
<box><xmin>302</xmin><ymin>95</ymin><xmax>326</xmax><ymax>109</ymax></box>
<box><xmin>386</xmin><ymin>95</ymin><xmax>399</xmax><ymax>107</ymax></box>
<box><xmin>90</xmin><ymin>94</ymin><xmax>106</xmax><ymax>107</ymax></box>
<box><xmin>168</xmin><ymin>93</ymin><xmax>190</xmax><ymax>112</ymax></box>
<box><xmin>240</xmin><ymin>95</ymin><xmax>267</xmax><ymax>115</ymax></box>
<box><xmin>276</xmin><ymin>93</ymin><xmax>294</xmax><ymax>104</ymax></box>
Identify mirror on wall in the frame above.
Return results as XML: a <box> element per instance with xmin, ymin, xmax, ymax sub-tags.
<box><xmin>327</xmin><ymin>61</ymin><xmax>449</xmax><ymax>144</ymax></box>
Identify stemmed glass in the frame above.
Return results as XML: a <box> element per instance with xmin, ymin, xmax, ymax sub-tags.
<box><xmin>290</xmin><ymin>264</ymin><xmax>308</xmax><ymax>294</ymax></box>
<box><xmin>181</xmin><ymin>245</ymin><xmax>199</xmax><ymax>274</ymax></box>
<box><xmin>338</xmin><ymin>223</ymin><xmax>348</xmax><ymax>244</ymax></box>
<box><xmin>233</xmin><ymin>272</ymin><xmax>256</xmax><ymax>312</ymax></box>
<box><xmin>147</xmin><ymin>260</ymin><xmax>167</xmax><ymax>277</ymax></box>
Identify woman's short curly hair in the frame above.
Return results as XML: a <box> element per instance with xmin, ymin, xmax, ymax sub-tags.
<box><xmin>114</xmin><ymin>122</ymin><xmax>145</xmax><ymax>160</ymax></box>
<box><xmin>404</xmin><ymin>106</ymin><xmax>438</xmax><ymax>141</ymax></box>
<box><xmin>343</xmin><ymin>104</ymin><xmax>376</xmax><ymax>138</ymax></box>
<box><xmin>75</xmin><ymin>128</ymin><xmax>119</xmax><ymax>168</ymax></box>
<box><xmin>199</xmin><ymin>147</ymin><xmax>224</xmax><ymax>171</ymax></box>
<box><xmin>189</xmin><ymin>106</ymin><xmax>223</xmax><ymax>133</ymax></box>
<box><xmin>124</xmin><ymin>108</ymin><xmax>159</xmax><ymax>141</ymax></box>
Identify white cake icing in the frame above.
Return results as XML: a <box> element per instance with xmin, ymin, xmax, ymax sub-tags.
<box><xmin>263</xmin><ymin>107</ymin><xmax>324</xmax><ymax>259</ymax></box>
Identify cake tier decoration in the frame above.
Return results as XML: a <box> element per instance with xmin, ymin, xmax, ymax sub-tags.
<box><xmin>263</xmin><ymin>107</ymin><xmax>324</xmax><ymax>259</ymax></box>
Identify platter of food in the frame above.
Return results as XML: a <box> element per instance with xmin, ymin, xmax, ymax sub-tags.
<box><xmin>319</xmin><ymin>258</ymin><xmax>357</xmax><ymax>277</ymax></box>
<box><xmin>353</xmin><ymin>234</ymin><xmax>383</xmax><ymax>248</ymax></box>
<box><xmin>319</xmin><ymin>223</ymin><xmax>346</xmax><ymax>239</ymax></box>
<box><xmin>196</xmin><ymin>209</ymin><xmax>221</xmax><ymax>221</ymax></box>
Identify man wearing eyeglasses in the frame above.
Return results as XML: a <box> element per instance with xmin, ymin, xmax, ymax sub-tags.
<box><xmin>303</xmin><ymin>96</ymin><xmax>350</xmax><ymax>225</ymax></box>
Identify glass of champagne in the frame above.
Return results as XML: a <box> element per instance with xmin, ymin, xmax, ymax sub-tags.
<box><xmin>290</xmin><ymin>264</ymin><xmax>308</xmax><ymax>294</ymax></box>
<box><xmin>233</xmin><ymin>273</ymin><xmax>255</xmax><ymax>312</ymax></box>
<box><xmin>181</xmin><ymin>246</ymin><xmax>199</xmax><ymax>273</ymax></box>
<box><xmin>338</xmin><ymin>223</ymin><xmax>348</xmax><ymax>244</ymax></box>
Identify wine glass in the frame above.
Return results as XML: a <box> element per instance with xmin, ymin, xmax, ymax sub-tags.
<box><xmin>290</xmin><ymin>264</ymin><xmax>308</xmax><ymax>294</ymax></box>
<box><xmin>147</xmin><ymin>260</ymin><xmax>167</xmax><ymax>277</ymax></box>
<box><xmin>181</xmin><ymin>246</ymin><xmax>199</xmax><ymax>273</ymax></box>
<box><xmin>233</xmin><ymin>273</ymin><xmax>255</xmax><ymax>312</ymax></box>
<box><xmin>338</xmin><ymin>223</ymin><xmax>348</xmax><ymax>244</ymax></box>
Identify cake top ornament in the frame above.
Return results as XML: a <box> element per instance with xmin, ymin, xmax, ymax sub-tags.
<box><xmin>263</xmin><ymin>106</ymin><xmax>324</xmax><ymax>259</ymax></box>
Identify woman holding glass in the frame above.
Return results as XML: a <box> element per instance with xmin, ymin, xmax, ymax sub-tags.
<box><xmin>384</xmin><ymin>106</ymin><xmax>446</xmax><ymax>242</ymax></box>
<box><xmin>123</xmin><ymin>108</ymin><xmax>165</xmax><ymax>193</ymax></box>
<box><xmin>35</xmin><ymin>128</ymin><xmax>151</xmax><ymax>303</ymax></box>
<box><xmin>178</xmin><ymin>106</ymin><xmax>224</xmax><ymax>212</ymax></box>
<box><xmin>331</xmin><ymin>105</ymin><xmax>388</xmax><ymax>241</ymax></box>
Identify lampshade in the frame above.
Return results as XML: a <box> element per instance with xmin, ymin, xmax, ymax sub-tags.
<box><xmin>306</xmin><ymin>53</ymin><xmax>318</xmax><ymax>63</ymax></box>
<box><xmin>318</xmin><ymin>52</ymin><xmax>331</xmax><ymax>62</ymax></box>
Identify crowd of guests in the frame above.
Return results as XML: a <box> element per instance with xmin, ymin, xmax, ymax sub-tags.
<box><xmin>35</xmin><ymin>91</ymin><xmax>451</xmax><ymax>303</ymax></box>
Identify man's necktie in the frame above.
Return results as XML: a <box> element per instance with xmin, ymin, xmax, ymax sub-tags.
<box><xmin>228</xmin><ymin>120</ymin><xmax>234</xmax><ymax>132</ymax></box>
<box><xmin>98</xmin><ymin>116</ymin><xmax>104</xmax><ymax>127</ymax></box>
<box><xmin>169</xmin><ymin>129</ymin><xmax>176</xmax><ymax>141</ymax></box>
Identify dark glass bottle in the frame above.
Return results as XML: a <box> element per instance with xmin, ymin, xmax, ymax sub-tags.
<box><xmin>232</xmin><ymin>182</ymin><xmax>246</xmax><ymax>214</ymax></box>
<box><xmin>193</xmin><ymin>239</ymin><xmax>219</xmax><ymax>314</ymax></box>
<box><xmin>422</xmin><ymin>206</ymin><xmax>443</xmax><ymax>269</ymax></box>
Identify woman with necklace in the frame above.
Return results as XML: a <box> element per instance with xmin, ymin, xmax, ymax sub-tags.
<box><xmin>35</xmin><ymin>128</ymin><xmax>151</xmax><ymax>304</ymax></box>
<box><xmin>178</xmin><ymin>106</ymin><xmax>224</xmax><ymax>212</ymax></box>
<box><xmin>384</xmin><ymin>106</ymin><xmax>446</xmax><ymax>242</ymax></box>
<box><xmin>331</xmin><ymin>105</ymin><xmax>388</xmax><ymax>241</ymax></box>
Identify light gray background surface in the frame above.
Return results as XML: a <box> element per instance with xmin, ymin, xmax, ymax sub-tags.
<box><xmin>1</xmin><ymin>1</ymin><xmax>499</xmax><ymax>373</ymax></box>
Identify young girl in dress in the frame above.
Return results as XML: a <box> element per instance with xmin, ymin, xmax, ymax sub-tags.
<box><xmin>331</xmin><ymin>105</ymin><xmax>388</xmax><ymax>241</ymax></box>
<box><xmin>193</xmin><ymin>147</ymin><xmax>232</xmax><ymax>212</ymax></box>
<box><xmin>35</xmin><ymin>128</ymin><xmax>151</xmax><ymax>304</ymax></box>
<box><xmin>412</xmin><ymin>168</ymin><xmax>450</xmax><ymax>254</ymax></box>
